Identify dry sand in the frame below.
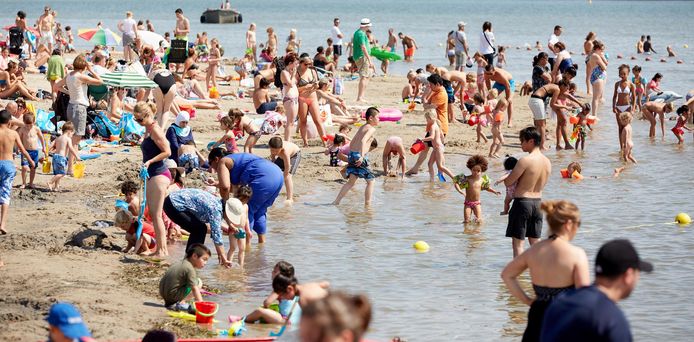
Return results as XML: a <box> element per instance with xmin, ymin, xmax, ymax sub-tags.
<box><xmin>0</xmin><ymin>60</ymin><xmax>548</xmax><ymax>340</ymax></box>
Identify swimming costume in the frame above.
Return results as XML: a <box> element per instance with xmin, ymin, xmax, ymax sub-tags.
<box><xmin>52</xmin><ymin>154</ymin><xmax>68</xmax><ymax>175</ymax></box>
<box><xmin>405</xmin><ymin>46</ymin><xmax>415</xmax><ymax>58</ymax></box>
<box><xmin>672</xmin><ymin>116</ymin><xmax>687</xmax><ymax>136</ymax></box>
<box><xmin>0</xmin><ymin>160</ymin><xmax>16</xmax><ymax>205</ymax></box>
<box><xmin>464</xmin><ymin>200</ymin><xmax>481</xmax><ymax>209</ymax></box>
<box><xmin>273</xmin><ymin>151</ymin><xmax>301</xmax><ymax>175</ymax></box>
<box><xmin>615</xmin><ymin>105</ymin><xmax>631</xmax><ymax>113</ymax></box>
<box><xmin>492</xmin><ymin>79</ymin><xmax>515</xmax><ymax>94</ymax></box>
<box><xmin>233</xmin><ymin>229</ymin><xmax>246</xmax><ymax>239</ymax></box>
<box><xmin>523</xmin><ymin>284</ymin><xmax>574</xmax><ymax>342</ymax></box>
<box><xmin>453</xmin><ymin>174</ymin><xmax>491</xmax><ymax>190</ymax></box>
<box><xmin>141</xmin><ymin>136</ymin><xmax>168</xmax><ymax>177</ymax></box>
<box><xmin>443</xmin><ymin>80</ymin><xmax>455</xmax><ymax>103</ymax></box>
<box><xmin>505</xmin><ymin>197</ymin><xmax>542</xmax><ymax>239</ymax></box>
<box><xmin>153</xmin><ymin>71</ymin><xmax>176</xmax><ymax>95</ymax></box>
<box><xmin>345</xmin><ymin>151</ymin><xmax>375</xmax><ymax>180</ymax></box>
<box><xmin>21</xmin><ymin>150</ymin><xmax>39</xmax><ymax>168</ymax></box>
<box><xmin>590</xmin><ymin>67</ymin><xmax>606</xmax><ymax>85</ymax></box>
<box><xmin>558</xmin><ymin>58</ymin><xmax>574</xmax><ymax>73</ymax></box>
<box><xmin>0</xmin><ymin>79</ymin><xmax>7</xmax><ymax>87</ymax></box>
<box><xmin>179</xmin><ymin>153</ymin><xmax>199</xmax><ymax>173</ymax></box>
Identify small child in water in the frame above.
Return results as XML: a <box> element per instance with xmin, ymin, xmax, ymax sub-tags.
<box><xmin>382</xmin><ymin>136</ymin><xmax>407</xmax><ymax>178</ymax></box>
<box><xmin>231</xmin><ymin>260</ymin><xmax>298</xmax><ymax>324</ymax></box>
<box><xmin>159</xmin><ymin>243</ymin><xmax>210</xmax><ymax>312</ymax></box>
<box><xmin>619</xmin><ymin>112</ymin><xmax>637</xmax><ymax>163</ymax></box>
<box><xmin>226</xmin><ymin>185</ymin><xmax>252</xmax><ymax>267</ymax></box>
<box><xmin>573</xmin><ymin>103</ymin><xmax>592</xmax><ymax>151</ymax></box>
<box><xmin>495</xmin><ymin>156</ymin><xmax>517</xmax><ymax>215</ymax></box>
<box><xmin>453</xmin><ymin>155</ymin><xmax>500</xmax><ymax>223</ymax></box>
<box><xmin>120</xmin><ymin>180</ymin><xmax>140</xmax><ymax>217</ymax></box>
<box><xmin>47</xmin><ymin>122</ymin><xmax>81</xmax><ymax>192</ymax></box>
<box><xmin>17</xmin><ymin>113</ymin><xmax>47</xmax><ymax>188</ymax></box>
<box><xmin>115</xmin><ymin>209</ymin><xmax>156</xmax><ymax>254</ymax></box>
<box><xmin>672</xmin><ymin>105</ymin><xmax>692</xmax><ymax>144</ymax></box>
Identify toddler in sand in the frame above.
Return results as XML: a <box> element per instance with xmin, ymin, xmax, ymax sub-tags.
<box><xmin>0</xmin><ymin>109</ymin><xmax>35</xmax><ymax>234</ymax></box>
<box><xmin>159</xmin><ymin>244</ymin><xmax>210</xmax><ymax>312</ymax></box>
<box><xmin>230</xmin><ymin>109</ymin><xmax>261</xmax><ymax>153</ymax></box>
<box><xmin>453</xmin><ymin>155</ymin><xmax>500</xmax><ymax>223</ymax></box>
<box><xmin>120</xmin><ymin>180</ymin><xmax>140</xmax><ymax>217</ymax></box>
<box><xmin>326</xmin><ymin>134</ymin><xmax>348</xmax><ymax>167</ymax></box>
<box><xmin>619</xmin><ymin>112</ymin><xmax>637</xmax><ymax>163</ymax></box>
<box><xmin>495</xmin><ymin>156</ymin><xmax>517</xmax><ymax>215</ymax></box>
<box><xmin>114</xmin><ymin>209</ymin><xmax>155</xmax><ymax>254</ymax></box>
<box><xmin>47</xmin><ymin>122</ymin><xmax>81</xmax><ymax>192</ymax></box>
<box><xmin>211</xmin><ymin>115</ymin><xmax>241</xmax><ymax>153</ymax></box>
<box><xmin>227</xmin><ymin>185</ymin><xmax>253</xmax><ymax>267</ymax></box>
<box><xmin>230</xmin><ymin>260</ymin><xmax>298</xmax><ymax>324</ymax></box>
<box><xmin>18</xmin><ymin>114</ymin><xmax>47</xmax><ymax>188</ymax></box>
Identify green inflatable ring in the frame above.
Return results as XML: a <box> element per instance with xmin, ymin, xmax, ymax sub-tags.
<box><xmin>370</xmin><ymin>47</ymin><xmax>402</xmax><ymax>62</ymax></box>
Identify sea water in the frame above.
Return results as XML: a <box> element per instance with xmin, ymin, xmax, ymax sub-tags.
<box><xmin>6</xmin><ymin>1</ymin><xmax>694</xmax><ymax>340</ymax></box>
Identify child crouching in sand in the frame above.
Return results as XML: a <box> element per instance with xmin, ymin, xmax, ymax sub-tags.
<box><xmin>115</xmin><ymin>209</ymin><xmax>156</xmax><ymax>254</ymax></box>
<box><xmin>453</xmin><ymin>155</ymin><xmax>500</xmax><ymax>223</ymax></box>
<box><xmin>226</xmin><ymin>185</ymin><xmax>253</xmax><ymax>267</ymax></box>
<box><xmin>159</xmin><ymin>243</ymin><xmax>210</xmax><ymax>312</ymax></box>
<box><xmin>47</xmin><ymin>122</ymin><xmax>81</xmax><ymax>192</ymax></box>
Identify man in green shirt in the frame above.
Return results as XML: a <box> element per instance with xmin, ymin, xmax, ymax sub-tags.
<box><xmin>352</xmin><ymin>18</ymin><xmax>373</xmax><ymax>103</ymax></box>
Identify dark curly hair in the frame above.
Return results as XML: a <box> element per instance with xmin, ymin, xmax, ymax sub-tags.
<box><xmin>466</xmin><ymin>154</ymin><xmax>489</xmax><ymax>172</ymax></box>
<box><xmin>120</xmin><ymin>180</ymin><xmax>139</xmax><ymax>195</ymax></box>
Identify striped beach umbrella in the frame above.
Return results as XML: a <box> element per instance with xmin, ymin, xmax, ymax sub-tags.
<box><xmin>101</xmin><ymin>71</ymin><xmax>157</xmax><ymax>89</ymax></box>
<box><xmin>78</xmin><ymin>28</ymin><xmax>121</xmax><ymax>46</ymax></box>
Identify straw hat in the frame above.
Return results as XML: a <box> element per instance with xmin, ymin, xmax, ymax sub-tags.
<box><xmin>224</xmin><ymin>198</ymin><xmax>244</xmax><ymax>226</ymax></box>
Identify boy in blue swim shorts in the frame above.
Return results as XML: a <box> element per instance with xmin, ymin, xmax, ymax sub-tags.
<box><xmin>18</xmin><ymin>113</ymin><xmax>47</xmax><ymax>189</ymax></box>
<box><xmin>47</xmin><ymin>122</ymin><xmax>81</xmax><ymax>192</ymax></box>
<box><xmin>0</xmin><ymin>109</ymin><xmax>36</xmax><ymax>234</ymax></box>
<box><xmin>333</xmin><ymin>107</ymin><xmax>379</xmax><ymax>206</ymax></box>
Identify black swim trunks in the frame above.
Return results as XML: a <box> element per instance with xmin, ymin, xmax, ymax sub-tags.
<box><xmin>506</xmin><ymin>198</ymin><xmax>543</xmax><ymax>239</ymax></box>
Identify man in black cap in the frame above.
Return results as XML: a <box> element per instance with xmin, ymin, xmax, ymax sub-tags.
<box><xmin>540</xmin><ymin>239</ymin><xmax>653</xmax><ymax>342</ymax></box>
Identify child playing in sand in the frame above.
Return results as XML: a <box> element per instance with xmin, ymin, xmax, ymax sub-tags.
<box><xmin>269</xmin><ymin>137</ymin><xmax>301</xmax><ymax>203</ymax></box>
<box><xmin>573</xmin><ymin>103</ymin><xmax>592</xmax><ymax>151</ymax></box>
<box><xmin>489</xmin><ymin>99</ymin><xmax>508</xmax><ymax>158</ymax></box>
<box><xmin>672</xmin><ymin>105</ymin><xmax>692</xmax><ymax>144</ymax></box>
<box><xmin>421</xmin><ymin>110</ymin><xmax>456</xmax><ymax>182</ymax></box>
<box><xmin>115</xmin><ymin>209</ymin><xmax>156</xmax><ymax>254</ymax></box>
<box><xmin>226</xmin><ymin>185</ymin><xmax>252</xmax><ymax>267</ymax></box>
<box><xmin>159</xmin><ymin>243</ymin><xmax>210</xmax><ymax>312</ymax></box>
<box><xmin>211</xmin><ymin>115</ymin><xmax>241</xmax><ymax>153</ymax></box>
<box><xmin>18</xmin><ymin>114</ymin><xmax>47</xmax><ymax>189</ymax></box>
<box><xmin>619</xmin><ymin>112</ymin><xmax>637</xmax><ymax>163</ymax></box>
<box><xmin>230</xmin><ymin>109</ymin><xmax>261</xmax><ymax>154</ymax></box>
<box><xmin>472</xmin><ymin>94</ymin><xmax>489</xmax><ymax>144</ymax></box>
<box><xmin>453</xmin><ymin>155</ymin><xmax>500</xmax><ymax>223</ymax></box>
<box><xmin>206</xmin><ymin>38</ymin><xmax>221</xmax><ymax>91</ymax></box>
<box><xmin>631</xmin><ymin>65</ymin><xmax>646</xmax><ymax>111</ymax></box>
<box><xmin>0</xmin><ymin>109</ymin><xmax>35</xmax><ymax>234</ymax></box>
<box><xmin>47</xmin><ymin>122</ymin><xmax>81</xmax><ymax>192</ymax></box>
<box><xmin>120</xmin><ymin>180</ymin><xmax>140</xmax><ymax>217</ymax></box>
<box><xmin>495</xmin><ymin>156</ymin><xmax>517</xmax><ymax>215</ymax></box>
<box><xmin>178</xmin><ymin>141</ymin><xmax>206</xmax><ymax>174</ymax></box>
<box><xmin>333</xmin><ymin>107</ymin><xmax>378</xmax><ymax>206</ymax></box>
<box><xmin>382</xmin><ymin>136</ymin><xmax>407</xmax><ymax>179</ymax></box>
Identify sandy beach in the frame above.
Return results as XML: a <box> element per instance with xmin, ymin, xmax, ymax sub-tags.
<box><xmin>0</xmin><ymin>51</ymin><xmax>549</xmax><ymax>340</ymax></box>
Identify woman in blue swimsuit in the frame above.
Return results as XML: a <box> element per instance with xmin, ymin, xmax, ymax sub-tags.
<box><xmin>134</xmin><ymin>101</ymin><xmax>171</xmax><ymax>256</ymax></box>
<box><xmin>208</xmin><ymin>148</ymin><xmax>283</xmax><ymax>243</ymax></box>
<box><xmin>587</xmin><ymin>41</ymin><xmax>608</xmax><ymax>117</ymax></box>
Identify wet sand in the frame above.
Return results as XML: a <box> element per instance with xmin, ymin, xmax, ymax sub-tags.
<box><xmin>0</xmin><ymin>56</ymin><xmax>547</xmax><ymax>340</ymax></box>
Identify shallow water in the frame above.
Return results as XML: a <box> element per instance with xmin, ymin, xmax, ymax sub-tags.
<box><xmin>5</xmin><ymin>0</ymin><xmax>694</xmax><ymax>340</ymax></box>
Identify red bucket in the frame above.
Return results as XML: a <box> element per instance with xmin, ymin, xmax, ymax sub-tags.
<box><xmin>410</xmin><ymin>139</ymin><xmax>426</xmax><ymax>154</ymax></box>
<box><xmin>194</xmin><ymin>301</ymin><xmax>218</xmax><ymax>324</ymax></box>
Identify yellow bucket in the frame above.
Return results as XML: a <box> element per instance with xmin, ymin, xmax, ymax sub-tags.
<box><xmin>73</xmin><ymin>162</ymin><xmax>86</xmax><ymax>179</ymax></box>
<box><xmin>42</xmin><ymin>160</ymin><xmax>52</xmax><ymax>174</ymax></box>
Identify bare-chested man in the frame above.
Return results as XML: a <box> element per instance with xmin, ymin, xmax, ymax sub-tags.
<box><xmin>380</xmin><ymin>28</ymin><xmax>398</xmax><ymax>75</ymax></box>
<box><xmin>37</xmin><ymin>6</ymin><xmax>54</xmax><ymax>52</ymax></box>
<box><xmin>503</xmin><ymin>126</ymin><xmax>551</xmax><ymax>258</ymax></box>
<box><xmin>398</xmin><ymin>32</ymin><xmax>418</xmax><ymax>62</ymax></box>
<box><xmin>174</xmin><ymin>8</ymin><xmax>190</xmax><ymax>39</ymax></box>
<box><xmin>484</xmin><ymin>65</ymin><xmax>515</xmax><ymax>127</ymax></box>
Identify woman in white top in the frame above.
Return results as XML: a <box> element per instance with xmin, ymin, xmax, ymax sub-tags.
<box><xmin>479</xmin><ymin>21</ymin><xmax>496</xmax><ymax>66</ymax></box>
<box><xmin>118</xmin><ymin>12</ymin><xmax>138</xmax><ymax>62</ymax></box>
<box><xmin>54</xmin><ymin>55</ymin><xmax>102</xmax><ymax>173</ymax></box>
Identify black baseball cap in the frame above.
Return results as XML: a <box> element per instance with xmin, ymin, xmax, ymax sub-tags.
<box><xmin>595</xmin><ymin>239</ymin><xmax>653</xmax><ymax>277</ymax></box>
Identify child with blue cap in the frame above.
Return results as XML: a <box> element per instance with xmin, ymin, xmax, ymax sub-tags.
<box><xmin>46</xmin><ymin>302</ymin><xmax>94</xmax><ymax>342</ymax></box>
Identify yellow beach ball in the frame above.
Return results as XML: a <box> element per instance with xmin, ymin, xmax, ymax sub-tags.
<box><xmin>684</xmin><ymin>44</ymin><xmax>689</xmax><ymax>49</ymax></box>
<box><xmin>675</xmin><ymin>213</ymin><xmax>692</xmax><ymax>225</ymax></box>
<box><xmin>413</xmin><ymin>241</ymin><xmax>430</xmax><ymax>252</ymax></box>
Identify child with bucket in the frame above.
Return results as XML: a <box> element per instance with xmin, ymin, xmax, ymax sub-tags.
<box><xmin>159</xmin><ymin>243</ymin><xmax>210</xmax><ymax>313</ymax></box>
<box><xmin>47</xmin><ymin>122</ymin><xmax>82</xmax><ymax>192</ymax></box>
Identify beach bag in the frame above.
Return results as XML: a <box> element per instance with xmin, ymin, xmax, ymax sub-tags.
<box><xmin>119</xmin><ymin>113</ymin><xmax>145</xmax><ymax>143</ymax></box>
<box><xmin>52</xmin><ymin>92</ymin><xmax>70</xmax><ymax>128</ymax></box>
<box><xmin>333</xmin><ymin>76</ymin><xmax>343</xmax><ymax>95</ymax></box>
<box><xmin>91</xmin><ymin>111</ymin><xmax>120</xmax><ymax>138</ymax></box>
<box><xmin>273</xmin><ymin>56</ymin><xmax>285</xmax><ymax>89</ymax></box>
<box><xmin>8</xmin><ymin>27</ymin><xmax>23</xmax><ymax>55</ymax></box>
<box><xmin>36</xmin><ymin>109</ymin><xmax>56</xmax><ymax>132</ymax></box>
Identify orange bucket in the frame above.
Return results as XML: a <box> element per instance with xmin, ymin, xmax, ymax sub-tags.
<box><xmin>194</xmin><ymin>301</ymin><xmax>218</xmax><ymax>324</ymax></box>
<box><xmin>410</xmin><ymin>139</ymin><xmax>426</xmax><ymax>154</ymax></box>
<box><xmin>569</xmin><ymin>116</ymin><xmax>579</xmax><ymax>124</ymax></box>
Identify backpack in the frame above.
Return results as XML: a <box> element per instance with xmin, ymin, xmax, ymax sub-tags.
<box><xmin>8</xmin><ymin>27</ymin><xmax>23</xmax><ymax>55</ymax></box>
<box><xmin>273</xmin><ymin>56</ymin><xmax>285</xmax><ymax>89</ymax></box>
<box><xmin>90</xmin><ymin>111</ymin><xmax>120</xmax><ymax>138</ymax></box>
<box><xmin>119</xmin><ymin>113</ymin><xmax>145</xmax><ymax>143</ymax></box>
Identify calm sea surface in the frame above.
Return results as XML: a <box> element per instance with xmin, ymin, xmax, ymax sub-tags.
<box><xmin>4</xmin><ymin>1</ymin><xmax>694</xmax><ymax>340</ymax></box>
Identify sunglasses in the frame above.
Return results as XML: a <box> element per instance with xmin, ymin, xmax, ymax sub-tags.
<box><xmin>134</xmin><ymin>117</ymin><xmax>145</xmax><ymax>123</ymax></box>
